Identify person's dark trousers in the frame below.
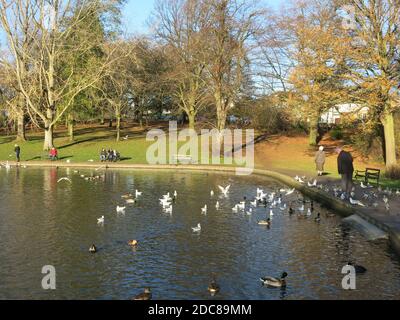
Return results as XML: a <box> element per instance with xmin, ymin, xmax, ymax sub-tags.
<box><xmin>16</xmin><ymin>153</ymin><xmax>20</xmax><ymax>162</ymax></box>
<box><xmin>341</xmin><ymin>172</ymin><xmax>353</xmax><ymax>196</ymax></box>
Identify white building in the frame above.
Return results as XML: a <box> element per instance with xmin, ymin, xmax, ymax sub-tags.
<box><xmin>320</xmin><ymin>104</ymin><xmax>369</xmax><ymax>124</ymax></box>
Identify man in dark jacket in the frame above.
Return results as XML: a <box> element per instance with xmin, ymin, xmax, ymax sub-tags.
<box><xmin>336</xmin><ymin>147</ymin><xmax>354</xmax><ymax>198</ymax></box>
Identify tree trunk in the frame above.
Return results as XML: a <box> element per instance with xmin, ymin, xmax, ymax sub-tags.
<box><xmin>43</xmin><ymin>108</ymin><xmax>54</xmax><ymax>151</ymax></box>
<box><xmin>109</xmin><ymin>117</ymin><xmax>113</xmax><ymax>127</ymax></box>
<box><xmin>15</xmin><ymin>111</ymin><xmax>26</xmax><ymax>142</ymax></box>
<box><xmin>116</xmin><ymin>106</ymin><xmax>121</xmax><ymax>142</ymax></box>
<box><xmin>100</xmin><ymin>109</ymin><xmax>105</xmax><ymax>125</ymax></box>
<box><xmin>188</xmin><ymin>111</ymin><xmax>195</xmax><ymax>129</ymax></box>
<box><xmin>309</xmin><ymin>118</ymin><xmax>319</xmax><ymax>146</ymax></box>
<box><xmin>43</xmin><ymin>122</ymin><xmax>54</xmax><ymax>151</ymax></box>
<box><xmin>68</xmin><ymin>113</ymin><xmax>74</xmax><ymax>142</ymax></box>
<box><xmin>382</xmin><ymin>111</ymin><xmax>397</xmax><ymax>168</ymax></box>
<box><xmin>215</xmin><ymin>91</ymin><xmax>228</xmax><ymax>131</ymax></box>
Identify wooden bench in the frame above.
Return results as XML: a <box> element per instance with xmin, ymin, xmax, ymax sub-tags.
<box><xmin>354</xmin><ymin>168</ymin><xmax>381</xmax><ymax>186</ymax></box>
<box><xmin>172</xmin><ymin>154</ymin><xmax>194</xmax><ymax>164</ymax></box>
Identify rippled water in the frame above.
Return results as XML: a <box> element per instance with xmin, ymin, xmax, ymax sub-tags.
<box><xmin>0</xmin><ymin>167</ymin><xmax>399</xmax><ymax>300</ymax></box>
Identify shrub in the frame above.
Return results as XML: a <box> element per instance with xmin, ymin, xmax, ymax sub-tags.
<box><xmin>385</xmin><ymin>165</ymin><xmax>400</xmax><ymax>180</ymax></box>
<box><xmin>330</xmin><ymin>126</ymin><xmax>343</xmax><ymax>140</ymax></box>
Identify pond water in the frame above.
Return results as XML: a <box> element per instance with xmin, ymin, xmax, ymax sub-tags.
<box><xmin>0</xmin><ymin>167</ymin><xmax>399</xmax><ymax>300</ymax></box>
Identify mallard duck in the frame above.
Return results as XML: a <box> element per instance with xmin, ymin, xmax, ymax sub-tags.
<box><xmin>128</xmin><ymin>240</ymin><xmax>138</xmax><ymax>247</ymax></box>
<box><xmin>314</xmin><ymin>213</ymin><xmax>321</xmax><ymax>223</ymax></box>
<box><xmin>258</xmin><ymin>218</ymin><xmax>271</xmax><ymax>226</ymax></box>
<box><xmin>132</xmin><ymin>288</ymin><xmax>152</xmax><ymax>300</ymax></box>
<box><xmin>89</xmin><ymin>244</ymin><xmax>97</xmax><ymax>253</ymax></box>
<box><xmin>208</xmin><ymin>278</ymin><xmax>220</xmax><ymax>296</ymax></box>
<box><xmin>347</xmin><ymin>262</ymin><xmax>367</xmax><ymax>274</ymax></box>
<box><xmin>260</xmin><ymin>272</ymin><xmax>287</xmax><ymax>288</ymax></box>
<box><xmin>289</xmin><ymin>207</ymin><xmax>294</xmax><ymax>215</ymax></box>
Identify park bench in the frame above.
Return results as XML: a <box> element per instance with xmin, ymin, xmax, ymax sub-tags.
<box><xmin>354</xmin><ymin>168</ymin><xmax>381</xmax><ymax>186</ymax></box>
<box><xmin>172</xmin><ymin>154</ymin><xmax>194</xmax><ymax>164</ymax></box>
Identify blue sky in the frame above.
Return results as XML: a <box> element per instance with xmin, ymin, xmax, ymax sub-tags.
<box><xmin>122</xmin><ymin>0</ymin><xmax>285</xmax><ymax>35</ymax></box>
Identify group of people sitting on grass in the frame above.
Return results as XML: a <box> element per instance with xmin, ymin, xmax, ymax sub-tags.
<box><xmin>100</xmin><ymin>148</ymin><xmax>120</xmax><ymax>162</ymax></box>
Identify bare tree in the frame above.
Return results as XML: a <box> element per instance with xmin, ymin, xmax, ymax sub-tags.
<box><xmin>0</xmin><ymin>0</ymin><xmax>120</xmax><ymax>150</ymax></box>
<box><xmin>152</xmin><ymin>0</ymin><xmax>211</xmax><ymax>129</ymax></box>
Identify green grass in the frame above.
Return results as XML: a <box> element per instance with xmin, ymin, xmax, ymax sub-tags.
<box><xmin>0</xmin><ymin>124</ymin><xmax>235</xmax><ymax>165</ymax></box>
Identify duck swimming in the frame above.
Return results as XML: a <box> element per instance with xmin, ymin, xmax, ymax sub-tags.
<box><xmin>260</xmin><ymin>272</ymin><xmax>288</xmax><ymax>288</ymax></box>
<box><xmin>128</xmin><ymin>240</ymin><xmax>138</xmax><ymax>247</ymax></box>
<box><xmin>347</xmin><ymin>262</ymin><xmax>367</xmax><ymax>274</ymax></box>
<box><xmin>314</xmin><ymin>213</ymin><xmax>321</xmax><ymax>223</ymax></box>
<box><xmin>132</xmin><ymin>288</ymin><xmax>152</xmax><ymax>300</ymax></box>
<box><xmin>89</xmin><ymin>244</ymin><xmax>97</xmax><ymax>253</ymax></box>
<box><xmin>258</xmin><ymin>218</ymin><xmax>271</xmax><ymax>226</ymax></box>
<box><xmin>208</xmin><ymin>276</ymin><xmax>220</xmax><ymax>296</ymax></box>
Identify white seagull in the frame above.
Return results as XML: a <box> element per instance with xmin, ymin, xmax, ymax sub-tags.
<box><xmin>97</xmin><ymin>216</ymin><xmax>104</xmax><ymax>224</ymax></box>
<box><xmin>349</xmin><ymin>198</ymin><xmax>366</xmax><ymax>207</ymax></box>
<box><xmin>218</xmin><ymin>185</ymin><xmax>231</xmax><ymax>197</ymax></box>
<box><xmin>57</xmin><ymin>177</ymin><xmax>72</xmax><ymax>183</ymax></box>
<box><xmin>192</xmin><ymin>223</ymin><xmax>201</xmax><ymax>232</ymax></box>
<box><xmin>116</xmin><ymin>206</ymin><xmax>126</xmax><ymax>213</ymax></box>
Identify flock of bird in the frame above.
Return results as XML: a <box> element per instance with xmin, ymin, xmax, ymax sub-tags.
<box><xmin>294</xmin><ymin>174</ymin><xmax>400</xmax><ymax>212</ymax></box>
<box><xmin>0</xmin><ymin>163</ymin><xmax>378</xmax><ymax>299</ymax></box>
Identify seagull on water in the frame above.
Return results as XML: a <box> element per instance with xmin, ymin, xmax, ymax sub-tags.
<box><xmin>218</xmin><ymin>185</ymin><xmax>231</xmax><ymax>197</ymax></box>
<box><xmin>57</xmin><ymin>177</ymin><xmax>72</xmax><ymax>183</ymax></box>
<box><xmin>97</xmin><ymin>216</ymin><xmax>104</xmax><ymax>224</ymax></box>
<box><xmin>192</xmin><ymin>223</ymin><xmax>201</xmax><ymax>232</ymax></box>
<box><xmin>116</xmin><ymin>206</ymin><xmax>126</xmax><ymax>213</ymax></box>
<box><xmin>201</xmin><ymin>205</ymin><xmax>207</xmax><ymax>215</ymax></box>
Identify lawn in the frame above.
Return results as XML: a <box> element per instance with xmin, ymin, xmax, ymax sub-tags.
<box><xmin>0</xmin><ymin>122</ymin><xmax>235</xmax><ymax>165</ymax></box>
<box><xmin>1</xmin><ymin>122</ymin><xmax>399</xmax><ymax>188</ymax></box>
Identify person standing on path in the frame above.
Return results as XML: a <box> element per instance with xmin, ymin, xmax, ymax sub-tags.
<box><xmin>14</xmin><ymin>144</ymin><xmax>21</xmax><ymax>163</ymax></box>
<box><xmin>336</xmin><ymin>147</ymin><xmax>354</xmax><ymax>199</ymax></box>
<box><xmin>315</xmin><ymin>146</ymin><xmax>326</xmax><ymax>176</ymax></box>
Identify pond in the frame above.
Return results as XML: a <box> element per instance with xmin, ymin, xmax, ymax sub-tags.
<box><xmin>0</xmin><ymin>167</ymin><xmax>399</xmax><ymax>300</ymax></box>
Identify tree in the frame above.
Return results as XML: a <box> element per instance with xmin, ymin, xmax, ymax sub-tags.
<box><xmin>0</xmin><ymin>0</ymin><xmax>122</xmax><ymax>150</ymax></box>
<box><xmin>287</xmin><ymin>0</ymin><xmax>350</xmax><ymax>145</ymax></box>
<box><xmin>152</xmin><ymin>0</ymin><xmax>211</xmax><ymax>129</ymax></box>
<box><xmin>205</xmin><ymin>0</ymin><xmax>264</xmax><ymax>131</ymax></box>
<box><xmin>337</xmin><ymin>0</ymin><xmax>400</xmax><ymax>168</ymax></box>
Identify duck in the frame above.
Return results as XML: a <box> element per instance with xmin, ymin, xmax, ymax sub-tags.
<box><xmin>132</xmin><ymin>288</ymin><xmax>152</xmax><ymax>300</ymax></box>
<box><xmin>89</xmin><ymin>244</ymin><xmax>97</xmax><ymax>253</ymax></box>
<box><xmin>258</xmin><ymin>218</ymin><xmax>271</xmax><ymax>226</ymax></box>
<box><xmin>314</xmin><ymin>213</ymin><xmax>321</xmax><ymax>223</ymax></box>
<box><xmin>208</xmin><ymin>277</ymin><xmax>220</xmax><ymax>296</ymax></box>
<box><xmin>289</xmin><ymin>207</ymin><xmax>294</xmax><ymax>215</ymax></box>
<box><xmin>347</xmin><ymin>262</ymin><xmax>367</xmax><ymax>274</ymax></box>
<box><xmin>260</xmin><ymin>272</ymin><xmax>288</xmax><ymax>288</ymax></box>
<box><xmin>121</xmin><ymin>193</ymin><xmax>133</xmax><ymax>199</ymax></box>
<box><xmin>128</xmin><ymin>240</ymin><xmax>138</xmax><ymax>247</ymax></box>
<box><xmin>125</xmin><ymin>198</ymin><xmax>136</xmax><ymax>204</ymax></box>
